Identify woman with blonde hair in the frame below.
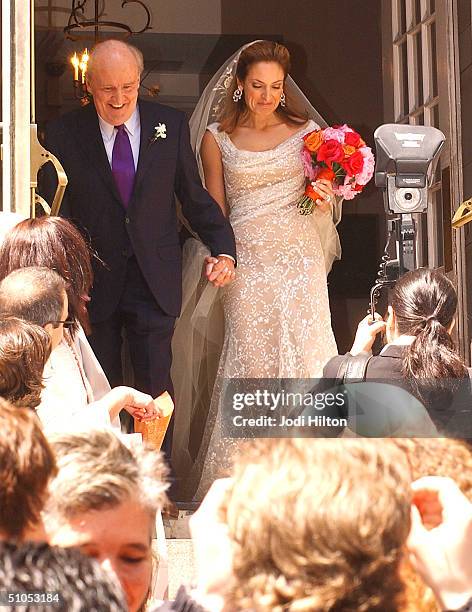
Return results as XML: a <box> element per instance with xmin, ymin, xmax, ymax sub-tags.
<box><xmin>174</xmin><ymin>438</ymin><xmax>412</xmax><ymax>611</ymax></box>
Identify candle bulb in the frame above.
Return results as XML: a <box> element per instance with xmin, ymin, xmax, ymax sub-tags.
<box><xmin>71</xmin><ymin>53</ymin><xmax>79</xmax><ymax>82</ymax></box>
<box><xmin>81</xmin><ymin>48</ymin><xmax>89</xmax><ymax>84</ymax></box>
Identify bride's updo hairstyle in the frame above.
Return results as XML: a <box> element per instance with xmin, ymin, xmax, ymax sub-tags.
<box><xmin>390</xmin><ymin>268</ymin><xmax>467</xmax><ymax>382</ymax></box>
<box><xmin>219</xmin><ymin>40</ymin><xmax>307</xmax><ymax>133</ymax></box>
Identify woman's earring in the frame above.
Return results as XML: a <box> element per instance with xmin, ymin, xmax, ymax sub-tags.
<box><xmin>280</xmin><ymin>92</ymin><xmax>286</xmax><ymax>107</ymax></box>
<box><xmin>233</xmin><ymin>87</ymin><xmax>243</xmax><ymax>103</ymax></box>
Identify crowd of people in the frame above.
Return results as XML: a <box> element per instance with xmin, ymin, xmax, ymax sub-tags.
<box><xmin>0</xmin><ymin>394</ymin><xmax>471</xmax><ymax>611</ymax></box>
<box><xmin>0</xmin><ymin>35</ymin><xmax>471</xmax><ymax>611</ymax></box>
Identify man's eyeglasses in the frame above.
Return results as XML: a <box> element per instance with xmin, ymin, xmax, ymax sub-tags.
<box><xmin>48</xmin><ymin>319</ymin><xmax>75</xmax><ymax>329</ymax></box>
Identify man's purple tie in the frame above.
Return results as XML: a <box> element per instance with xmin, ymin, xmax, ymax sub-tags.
<box><xmin>112</xmin><ymin>124</ymin><xmax>135</xmax><ymax>207</ymax></box>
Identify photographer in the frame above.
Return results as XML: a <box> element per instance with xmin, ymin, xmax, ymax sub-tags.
<box><xmin>323</xmin><ymin>268</ymin><xmax>472</xmax><ymax>437</ymax></box>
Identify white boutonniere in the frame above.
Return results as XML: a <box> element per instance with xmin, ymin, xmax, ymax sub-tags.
<box><xmin>149</xmin><ymin>123</ymin><xmax>167</xmax><ymax>145</ymax></box>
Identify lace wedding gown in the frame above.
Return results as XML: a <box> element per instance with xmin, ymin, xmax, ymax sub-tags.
<box><xmin>180</xmin><ymin>119</ymin><xmax>338</xmax><ymax>500</ymax></box>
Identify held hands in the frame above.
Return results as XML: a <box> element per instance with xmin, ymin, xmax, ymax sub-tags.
<box><xmin>407</xmin><ymin>477</ymin><xmax>472</xmax><ymax>611</ymax></box>
<box><xmin>349</xmin><ymin>313</ymin><xmax>386</xmax><ymax>356</ymax></box>
<box><xmin>103</xmin><ymin>386</ymin><xmax>161</xmax><ymax>422</ymax></box>
<box><xmin>312</xmin><ymin>178</ymin><xmax>335</xmax><ymax>214</ymax></box>
<box><xmin>205</xmin><ymin>255</ymin><xmax>236</xmax><ymax>288</ymax></box>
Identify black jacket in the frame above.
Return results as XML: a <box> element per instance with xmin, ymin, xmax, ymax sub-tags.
<box><xmin>322</xmin><ymin>345</ymin><xmax>472</xmax><ymax>438</ymax></box>
<box><xmin>41</xmin><ymin>100</ymin><xmax>236</xmax><ymax>322</ymax></box>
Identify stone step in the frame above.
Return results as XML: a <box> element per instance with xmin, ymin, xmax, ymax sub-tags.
<box><xmin>166</xmin><ymin>538</ymin><xmax>195</xmax><ymax>599</ymax></box>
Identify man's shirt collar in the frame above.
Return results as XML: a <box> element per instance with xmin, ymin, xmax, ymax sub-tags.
<box><xmin>98</xmin><ymin>106</ymin><xmax>140</xmax><ymax>142</ymax></box>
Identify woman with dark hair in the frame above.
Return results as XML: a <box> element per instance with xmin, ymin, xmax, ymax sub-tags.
<box><xmin>198</xmin><ymin>40</ymin><xmax>338</xmax><ymax>378</ymax></box>
<box><xmin>324</xmin><ymin>268</ymin><xmax>471</xmax><ymax>436</ymax></box>
<box><xmin>0</xmin><ymin>217</ymin><xmax>159</xmax><ymax>433</ymax></box>
<box><xmin>0</xmin><ymin>216</ymin><xmax>93</xmax><ymax>335</ymax></box>
<box><xmin>173</xmin><ymin>40</ymin><xmax>340</xmax><ymax>498</ymax></box>
<box><xmin>389</xmin><ymin>267</ymin><xmax>465</xmax><ymax>382</ymax></box>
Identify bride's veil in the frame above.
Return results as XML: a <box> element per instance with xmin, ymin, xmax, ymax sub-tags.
<box><xmin>189</xmin><ymin>41</ymin><xmax>328</xmax><ymax>174</ymax></box>
<box><xmin>171</xmin><ymin>41</ymin><xmax>342</xmax><ymax>483</ymax></box>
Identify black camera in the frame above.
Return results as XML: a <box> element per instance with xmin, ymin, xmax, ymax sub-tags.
<box><xmin>369</xmin><ymin>124</ymin><xmax>445</xmax><ymax>317</ymax></box>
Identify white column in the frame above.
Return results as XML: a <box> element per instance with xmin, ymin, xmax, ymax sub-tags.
<box><xmin>2</xmin><ymin>0</ymin><xmax>31</xmax><ymax>215</ymax></box>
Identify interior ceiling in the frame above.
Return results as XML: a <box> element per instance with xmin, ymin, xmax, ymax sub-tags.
<box><xmin>35</xmin><ymin>31</ymin><xmax>280</xmax><ymax>75</ymax></box>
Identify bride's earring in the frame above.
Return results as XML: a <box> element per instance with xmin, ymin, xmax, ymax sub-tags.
<box><xmin>233</xmin><ymin>86</ymin><xmax>243</xmax><ymax>103</ymax></box>
<box><xmin>280</xmin><ymin>92</ymin><xmax>286</xmax><ymax>107</ymax></box>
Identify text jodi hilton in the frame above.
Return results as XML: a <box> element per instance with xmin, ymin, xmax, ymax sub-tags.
<box><xmin>232</xmin><ymin>414</ymin><xmax>348</xmax><ymax>428</ymax></box>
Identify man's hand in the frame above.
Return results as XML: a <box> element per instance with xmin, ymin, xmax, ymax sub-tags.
<box><xmin>407</xmin><ymin>476</ymin><xmax>472</xmax><ymax>611</ymax></box>
<box><xmin>350</xmin><ymin>313</ymin><xmax>386</xmax><ymax>356</ymax></box>
<box><xmin>205</xmin><ymin>255</ymin><xmax>235</xmax><ymax>288</ymax></box>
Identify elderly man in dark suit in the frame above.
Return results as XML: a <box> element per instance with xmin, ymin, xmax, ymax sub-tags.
<box><xmin>42</xmin><ymin>39</ymin><xmax>236</xmax><ymax>401</ymax></box>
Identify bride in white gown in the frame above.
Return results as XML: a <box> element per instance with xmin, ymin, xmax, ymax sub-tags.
<box><xmin>172</xmin><ymin>41</ymin><xmax>341</xmax><ymax>499</ymax></box>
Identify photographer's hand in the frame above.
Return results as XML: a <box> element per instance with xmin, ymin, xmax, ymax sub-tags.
<box><xmin>350</xmin><ymin>314</ymin><xmax>386</xmax><ymax>356</ymax></box>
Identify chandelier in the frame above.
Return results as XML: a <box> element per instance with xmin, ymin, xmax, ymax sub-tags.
<box><xmin>65</xmin><ymin>0</ymin><xmax>152</xmax><ymax>103</ymax></box>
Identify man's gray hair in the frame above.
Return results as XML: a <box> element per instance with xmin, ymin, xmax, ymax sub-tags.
<box><xmin>0</xmin><ymin>267</ymin><xmax>66</xmax><ymax>327</ymax></box>
<box><xmin>45</xmin><ymin>430</ymin><xmax>168</xmax><ymax>520</ymax></box>
<box><xmin>86</xmin><ymin>39</ymin><xmax>144</xmax><ymax>81</ymax></box>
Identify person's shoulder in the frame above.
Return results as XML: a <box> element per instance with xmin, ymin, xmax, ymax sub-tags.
<box><xmin>45</xmin><ymin>105</ymin><xmax>94</xmax><ymax>136</ymax></box>
<box><xmin>323</xmin><ymin>353</ymin><xmax>345</xmax><ymax>378</ymax></box>
<box><xmin>206</xmin><ymin>122</ymin><xmax>221</xmax><ymax>137</ymax></box>
<box><xmin>51</xmin><ymin>104</ymin><xmax>95</xmax><ymax>126</ymax></box>
<box><xmin>304</xmin><ymin>118</ymin><xmax>320</xmax><ymax>131</ymax></box>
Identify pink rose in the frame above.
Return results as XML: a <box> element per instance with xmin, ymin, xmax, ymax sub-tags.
<box><xmin>322</xmin><ymin>127</ymin><xmax>345</xmax><ymax>144</ymax></box>
<box><xmin>334</xmin><ymin>181</ymin><xmax>357</xmax><ymax>200</ymax></box>
<box><xmin>301</xmin><ymin>148</ymin><xmax>317</xmax><ymax>180</ymax></box>
<box><xmin>356</xmin><ymin>146</ymin><xmax>375</xmax><ymax>185</ymax></box>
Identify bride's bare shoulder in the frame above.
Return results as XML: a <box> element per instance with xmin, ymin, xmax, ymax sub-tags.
<box><xmin>286</xmin><ymin>119</ymin><xmax>312</xmax><ymax>134</ymax></box>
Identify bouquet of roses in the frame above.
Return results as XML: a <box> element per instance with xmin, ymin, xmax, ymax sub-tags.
<box><xmin>298</xmin><ymin>124</ymin><xmax>375</xmax><ymax>215</ymax></box>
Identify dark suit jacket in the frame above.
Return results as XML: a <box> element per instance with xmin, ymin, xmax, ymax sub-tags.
<box><xmin>323</xmin><ymin>344</ymin><xmax>404</xmax><ymax>379</ymax></box>
<box><xmin>323</xmin><ymin>345</ymin><xmax>472</xmax><ymax>437</ymax></box>
<box><xmin>41</xmin><ymin>100</ymin><xmax>236</xmax><ymax>323</ymax></box>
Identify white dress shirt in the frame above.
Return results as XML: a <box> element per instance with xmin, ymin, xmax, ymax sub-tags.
<box><xmin>98</xmin><ymin>107</ymin><xmax>140</xmax><ymax>170</ymax></box>
<box><xmin>97</xmin><ymin>106</ymin><xmax>235</xmax><ymax>264</ymax></box>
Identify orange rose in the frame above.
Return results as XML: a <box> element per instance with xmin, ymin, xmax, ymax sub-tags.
<box><xmin>317</xmin><ymin>167</ymin><xmax>336</xmax><ymax>182</ymax></box>
<box><xmin>343</xmin><ymin>144</ymin><xmax>356</xmax><ymax>157</ymax></box>
<box><xmin>305</xmin><ymin>183</ymin><xmax>319</xmax><ymax>200</ymax></box>
<box><xmin>305</xmin><ymin>167</ymin><xmax>336</xmax><ymax>201</ymax></box>
<box><xmin>303</xmin><ymin>130</ymin><xmax>324</xmax><ymax>153</ymax></box>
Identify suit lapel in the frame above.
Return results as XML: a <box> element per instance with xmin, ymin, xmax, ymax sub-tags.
<box><xmin>74</xmin><ymin>105</ymin><xmax>123</xmax><ymax>205</ymax></box>
<box><xmin>133</xmin><ymin>100</ymin><xmax>162</xmax><ymax>196</ymax></box>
